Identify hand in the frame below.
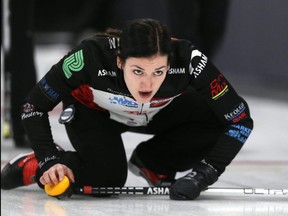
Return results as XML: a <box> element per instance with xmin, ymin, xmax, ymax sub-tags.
<box><xmin>39</xmin><ymin>163</ymin><xmax>75</xmax><ymax>186</ymax></box>
<box><xmin>169</xmin><ymin>161</ymin><xmax>218</xmax><ymax>200</ymax></box>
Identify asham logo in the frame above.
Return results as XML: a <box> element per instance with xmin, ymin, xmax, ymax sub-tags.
<box><xmin>168</xmin><ymin>68</ymin><xmax>185</xmax><ymax>74</ymax></box>
<box><xmin>189</xmin><ymin>50</ymin><xmax>208</xmax><ymax>78</ymax></box>
<box><xmin>147</xmin><ymin>187</ymin><xmax>170</xmax><ymax>195</ymax></box>
<box><xmin>98</xmin><ymin>69</ymin><xmax>117</xmax><ymax>77</ymax></box>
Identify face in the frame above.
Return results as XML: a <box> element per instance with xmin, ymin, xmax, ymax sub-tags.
<box><xmin>118</xmin><ymin>54</ymin><xmax>170</xmax><ymax>103</ymax></box>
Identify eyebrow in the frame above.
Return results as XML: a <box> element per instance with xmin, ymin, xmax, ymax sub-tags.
<box><xmin>131</xmin><ymin>65</ymin><xmax>166</xmax><ymax>70</ymax></box>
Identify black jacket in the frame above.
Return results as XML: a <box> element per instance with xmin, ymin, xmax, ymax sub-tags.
<box><xmin>21</xmin><ymin>36</ymin><xmax>253</xmax><ymax>172</ymax></box>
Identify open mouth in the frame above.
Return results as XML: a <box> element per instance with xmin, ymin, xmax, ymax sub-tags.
<box><xmin>139</xmin><ymin>91</ymin><xmax>153</xmax><ymax>98</ymax></box>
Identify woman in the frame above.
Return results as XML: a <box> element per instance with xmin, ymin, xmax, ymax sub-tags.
<box><xmin>1</xmin><ymin>19</ymin><xmax>253</xmax><ymax>200</ymax></box>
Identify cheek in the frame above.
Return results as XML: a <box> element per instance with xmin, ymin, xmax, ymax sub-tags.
<box><xmin>155</xmin><ymin>76</ymin><xmax>166</xmax><ymax>88</ymax></box>
<box><xmin>124</xmin><ymin>73</ymin><xmax>137</xmax><ymax>91</ymax></box>
<box><xmin>156</xmin><ymin>78</ymin><xmax>165</xmax><ymax>85</ymax></box>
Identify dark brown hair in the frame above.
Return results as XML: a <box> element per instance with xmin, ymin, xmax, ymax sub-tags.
<box><xmin>119</xmin><ymin>19</ymin><xmax>172</xmax><ymax>62</ymax></box>
<box><xmin>96</xmin><ymin>19</ymin><xmax>172</xmax><ymax>63</ymax></box>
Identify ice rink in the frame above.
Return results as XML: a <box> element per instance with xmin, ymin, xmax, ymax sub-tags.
<box><xmin>1</xmin><ymin>45</ymin><xmax>288</xmax><ymax>215</ymax></box>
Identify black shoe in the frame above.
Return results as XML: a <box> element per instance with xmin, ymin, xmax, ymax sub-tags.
<box><xmin>128</xmin><ymin>150</ymin><xmax>176</xmax><ymax>187</ymax></box>
<box><xmin>1</xmin><ymin>151</ymin><xmax>38</xmax><ymax>189</ymax></box>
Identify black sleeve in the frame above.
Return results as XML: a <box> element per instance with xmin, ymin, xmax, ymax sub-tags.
<box><xmin>21</xmin><ymin>102</ymin><xmax>60</xmax><ymax>171</ymax></box>
<box><xmin>188</xmin><ymin>46</ymin><xmax>254</xmax><ymax>175</ymax></box>
<box><xmin>21</xmin><ymin>40</ymin><xmax>96</xmax><ymax>172</ymax></box>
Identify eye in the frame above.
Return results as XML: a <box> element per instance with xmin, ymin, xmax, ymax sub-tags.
<box><xmin>133</xmin><ymin>69</ymin><xmax>143</xmax><ymax>75</ymax></box>
<box><xmin>154</xmin><ymin>70</ymin><xmax>164</xmax><ymax>76</ymax></box>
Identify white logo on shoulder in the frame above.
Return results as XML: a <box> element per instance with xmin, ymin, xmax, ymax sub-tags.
<box><xmin>189</xmin><ymin>50</ymin><xmax>208</xmax><ymax>78</ymax></box>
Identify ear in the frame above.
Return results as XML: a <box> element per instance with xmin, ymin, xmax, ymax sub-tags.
<box><xmin>116</xmin><ymin>56</ymin><xmax>122</xmax><ymax>69</ymax></box>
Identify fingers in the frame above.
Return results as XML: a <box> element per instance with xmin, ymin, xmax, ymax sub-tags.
<box><xmin>65</xmin><ymin>168</ymin><xmax>75</xmax><ymax>183</ymax></box>
<box><xmin>39</xmin><ymin>164</ymin><xmax>74</xmax><ymax>186</ymax></box>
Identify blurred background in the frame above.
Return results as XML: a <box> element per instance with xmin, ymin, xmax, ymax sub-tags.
<box><xmin>3</xmin><ymin>0</ymin><xmax>288</xmax><ymax>93</ymax></box>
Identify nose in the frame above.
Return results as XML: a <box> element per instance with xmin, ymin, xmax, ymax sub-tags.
<box><xmin>140</xmin><ymin>75</ymin><xmax>153</xmax><ymax>89</ymax></box>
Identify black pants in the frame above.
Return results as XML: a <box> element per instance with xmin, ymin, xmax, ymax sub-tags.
<box><xmin>8</xmin><ymin>0</ymin><xmax>37</xmax><ymax>146</ymax></box>
<box><xmin>61</xmin><ymin>89</ymin><xmax>224</xmax><ymax>187</ymax></box>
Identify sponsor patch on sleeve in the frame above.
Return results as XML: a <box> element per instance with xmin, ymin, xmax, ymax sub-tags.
<box><xmin>210</xmin><ymin>73</ymin><xmax>229</xmax><ymax>100</ymax></box>
<box><xmin>62</xmin><ymin>49</ymin><xmax>84</xmax><ymax>79</ymax></box>
<box><xmin>39</xmin><ymin>77</ymin><xmax>60</xmax><ymax>102</ymax></box>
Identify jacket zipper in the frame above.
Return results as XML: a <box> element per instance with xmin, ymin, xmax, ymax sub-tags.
<box><xmin>139</xmin><ymin>103</ymin><xmax>148</xmax><ymax>123</ymax></box>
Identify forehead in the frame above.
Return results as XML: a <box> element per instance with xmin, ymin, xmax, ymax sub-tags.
<box><xmin>125</xmin><ymin>55</ymin><xmax>169</xmax><ymax>68</ymax></box>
